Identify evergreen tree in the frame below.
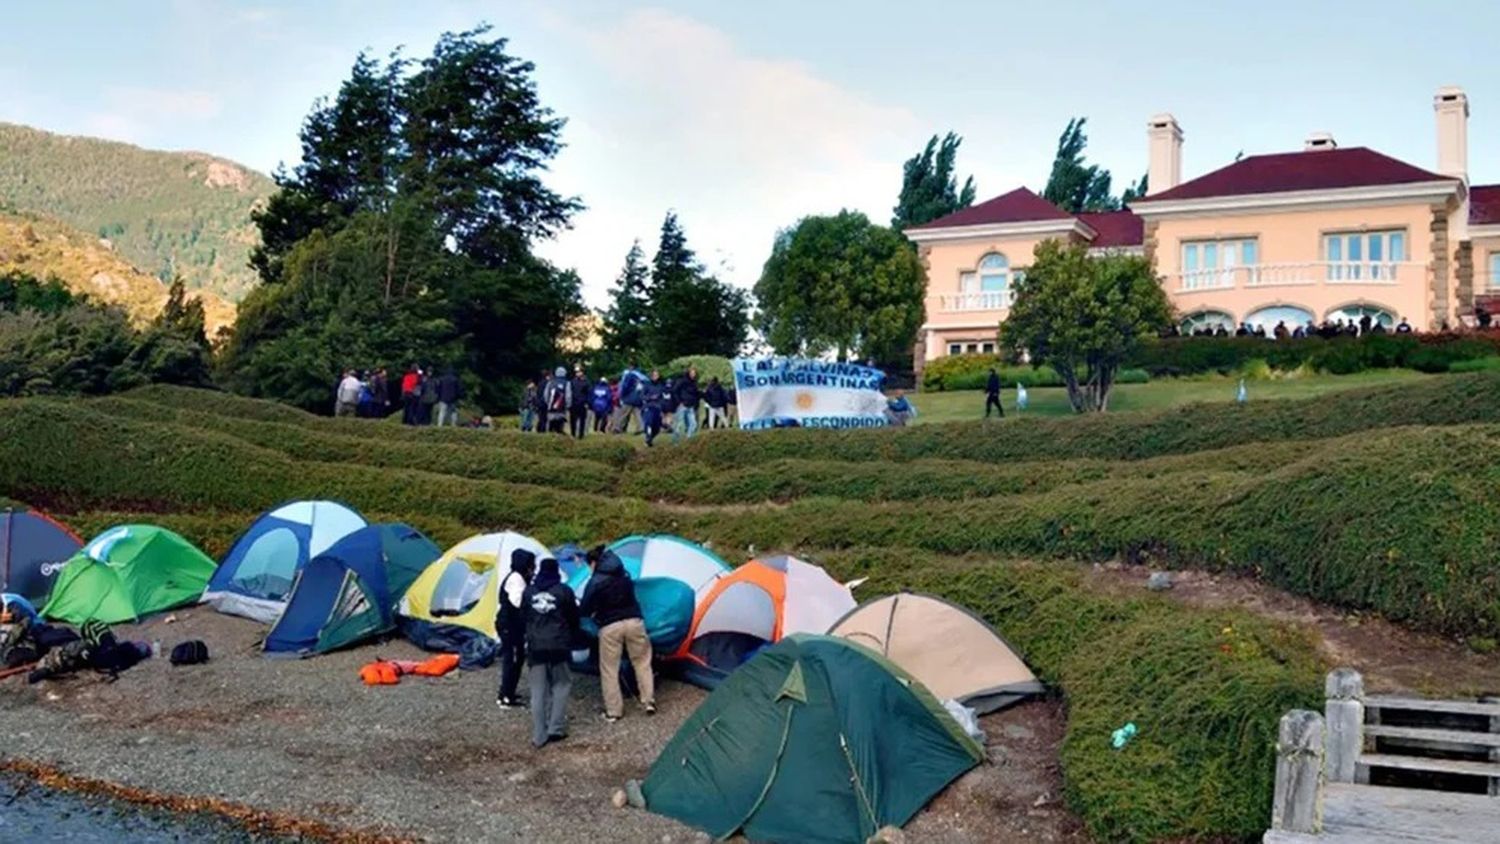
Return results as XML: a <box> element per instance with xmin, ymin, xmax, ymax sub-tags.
<box><xmin>1043</xmin><ymin>118</ymin><xmax>1120</xmax><ymax>212</ymax></box>
<box><xmin>1120</xmin><ymin>173</ymin><xmax>1149</xmax><ymax>204</ymax></box>
<box><xmin>229</xmin><ymin>27</ymin><xmax>583</xmax><ymax>412</ymax></box>
<box><xmin>892</xmin><ymin>133</ymin><xmax>977</xmax><ymax>229</ymax></box>
<box><xmin>643</xmin><ymin>212</ymin><xmax>750</xmax><ymax>362</ymax></box>
<box><xmin>599</xmin><ymin>240</ymin><xmax>651</xmax><ymax>367</ymax></box>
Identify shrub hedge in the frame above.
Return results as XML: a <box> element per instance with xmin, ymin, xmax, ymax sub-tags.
<box><xmin>921</xmin><ymin>353</ymin><xmax>1148</xmax><ymax>391</ymax></box>
<box><xmin>118</xmin><ymin>384</ymin><xmax>636</xmax><ymax>467</ymax></box>
<box><xmin>1127</xmin><ymin>332</ymin><xmax>1500</xmax><ymax>377</ymax></box>
<box><xmin>89</xmin><ymin>397</ymin><xmax>620</xmax><ymax>495</ymax></box>
<box><xmin>658</xmin><ymin>372</ymin><xmax>1500</xmax><ymax>467</ymax></box>
<box><xmin>814</xmin><ymin>548</ymin><xmax>1323</xmax><ymax>842</ymax></box>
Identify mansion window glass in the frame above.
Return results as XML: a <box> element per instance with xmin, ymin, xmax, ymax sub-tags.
<box><xmin>1324</xmin><ymin>230</ymin><xmax>1405</xmax><ymax>280</ymax></box>
<box><xmin>1181</xmin><ymin>238</ymin><xmax>1258</xmax><ymax>289</ymax></box>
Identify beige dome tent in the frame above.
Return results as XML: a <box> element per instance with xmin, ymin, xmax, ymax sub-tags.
<box><xmin>827</xmin><ymin>592</ymin><xmax>1043</xmax><ymax>714</ymax></box>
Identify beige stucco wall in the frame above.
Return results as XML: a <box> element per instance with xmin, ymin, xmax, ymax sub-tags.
<box><xmin>1150</xmin><ymin>201</ymin><xmax>1443</xmax><ymax>329</ymax></box>
<box><xmin>919</xmin><ymin>230</ymin><xmax>1083</xmax><ymax>361</ymax></box>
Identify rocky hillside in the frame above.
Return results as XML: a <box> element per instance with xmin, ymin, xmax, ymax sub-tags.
<box><xmin>0</xmin><ymin>210</ymin><xmax>235</xmax><ymax>333</ymax></box>
<box><xmin>0</xmin><ymin>122</ymin><xmax>275</xmax><ymax>302</ymax></box>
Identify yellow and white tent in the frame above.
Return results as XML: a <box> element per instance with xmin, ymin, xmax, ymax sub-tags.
<box><xmin>398</xmin><ymin>531</ymin><xmax>549</xmax><ymax>645</ymax></box>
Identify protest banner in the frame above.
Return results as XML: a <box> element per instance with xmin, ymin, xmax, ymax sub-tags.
<box><xmin>732</xmin><ymin>357</ymin><xmax>888</xmax><ymax>429</ymax></box>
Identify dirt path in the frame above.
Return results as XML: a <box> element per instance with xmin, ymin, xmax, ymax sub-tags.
<box><xmin>1085</xmin><ymin>564</ymin><xmax>1500</xmax><ymax>697</ymax></box>
<box><xmin>0</xmin><ymin>608</ymin><xmax>1085</xmax><ymax>843</ymax></box>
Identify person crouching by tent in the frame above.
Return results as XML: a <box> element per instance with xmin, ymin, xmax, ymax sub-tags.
<box><xmin>495</xmin><ymin>549</ymin><xmax>537</xmax><ymax>710</ymax></box>
<box><xmin>523</xmin><ymin>557</ymin><xmax>578</xmax><ymax>748</ymax></box>
<box><xmin>885</xmin><ymin>389</ymin><xmax>918</xmax><ymax>427</ymax></box>
<box><xmin>581</xmin><ymin>546</ymin><xmax>655</xmax><ymax>721</ymax></box>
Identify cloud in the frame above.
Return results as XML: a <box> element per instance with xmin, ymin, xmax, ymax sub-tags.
<box><xmin>83</xmin><ymin>86</ymin><xmax>224</xmax><ymax>143</ymax></box>
<box><xmin>531</xmin><ymin>7</ymin><xmax>920</xmax><ymax>306</ymax></box>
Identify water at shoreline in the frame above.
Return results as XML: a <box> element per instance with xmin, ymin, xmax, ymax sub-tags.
<box><xmin>0</xmin><ymin>776</ymin><xmax>265</xmax><ymax>843</ymax></box>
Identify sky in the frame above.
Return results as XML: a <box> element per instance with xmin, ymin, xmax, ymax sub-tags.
<box><xmin>3</xmin><ymin>0</ymin><xmax>1498</xmax><ymax>306</ymax></box>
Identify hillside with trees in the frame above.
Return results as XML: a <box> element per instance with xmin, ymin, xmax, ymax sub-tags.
<box><xmin>0</xmin><ymin>122</ymin><xmax>274</xmax><ymax>301</ymax></box>
<box><xmin>0</xmin><ymin>209</ymin><xmax>234</xmax><ymax>333</ymax></box>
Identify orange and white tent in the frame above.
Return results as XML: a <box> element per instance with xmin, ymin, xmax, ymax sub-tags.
<box><xmin>667</xmin><ymin>554</ymin><xmax>855</xmax><ymax>688</ymax></box>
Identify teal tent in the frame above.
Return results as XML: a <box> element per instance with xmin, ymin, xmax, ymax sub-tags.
<box><xmin>264</xmin><ymin>524</ymin><xmax>439</xmax><ymax>657</ymax></box>
<box><xmin>643</xmin><ymin>634</ymin><xmax>983</xmax><ymax>843</ymax></box>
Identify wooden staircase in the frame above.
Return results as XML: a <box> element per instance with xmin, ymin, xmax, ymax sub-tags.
<box><xmin>1264</xmin><ymin>670</ymin><xmax>1500</xmax><ymax>843</ymax></box>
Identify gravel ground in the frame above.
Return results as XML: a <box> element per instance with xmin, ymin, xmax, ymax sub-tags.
<box><xmin>0</xmin><ymin>607</ymin><xmax>1086</xmax><ymax>843</ymax></box>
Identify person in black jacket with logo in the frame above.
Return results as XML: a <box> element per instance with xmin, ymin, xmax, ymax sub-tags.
<box><xmin>522</xmin><ymin>557</ymin><xmax>578</xmax><ymax>747</ymax></box>
<box><xmin>580</xmin><ymin>546</ymin><xmax>655</xmax><ymax>721</ymax></box>
<box><xmin>494</xmin><ymin>549</ymin><xmax>536</xmax><ymax>709</ymax></box>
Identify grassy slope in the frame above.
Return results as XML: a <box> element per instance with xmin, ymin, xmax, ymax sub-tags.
<box><xmin>909</xmin><ymin>368</ymin><xmax>1424</xmax><ymax>421</ymax></box>
<box><xmin>11</xmin><ymin>376</ymin><xmax>1500</xmax><ymax>841</ymax></box>
<box><xmin>0</xmin><ymin>122</ymin><xmax>274</xmax><ymax>302</ymax></box>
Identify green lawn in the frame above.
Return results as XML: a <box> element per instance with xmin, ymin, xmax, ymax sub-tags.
<box><xmin>908</xmin><ymin>368</ymin><xmax>1428</xmax><ymax>423</ymax></box>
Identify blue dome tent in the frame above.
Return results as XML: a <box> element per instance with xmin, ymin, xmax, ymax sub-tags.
<box><xmin>1</xmin><ymin>507</ymin><xmax>84</xmax><ymax>604</ymax></box>
<box><xmin>264</xmin><ymin>524</ymin><xmax>440</xmax><ymax>657</ymax></box>
<box><xmin>204</xmin><ymin>500</ymin><xmax>367</xmax><ymax>623</ymax></box>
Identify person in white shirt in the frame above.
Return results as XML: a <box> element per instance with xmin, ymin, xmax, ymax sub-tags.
<box><xmin>334</xmin><ymin>370</ymin><xmax>362</xmax><ymax>417</ymax></box>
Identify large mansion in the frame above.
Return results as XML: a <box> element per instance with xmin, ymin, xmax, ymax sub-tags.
<box><xmin>904</xmin><ymin>86</ymin><xmax>1500</xmax><ymax>369</ymax></box>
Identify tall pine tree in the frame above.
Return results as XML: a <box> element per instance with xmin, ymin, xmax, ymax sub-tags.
<box><xmin>600</xmin><ymin>240</ymin><xmax>652</xmax><ymax>367</ymax></box>
<box><xmin>892</xmin><ymin>133</ymin><xmax>976</xmax><ymax>229</ymax></box>
<box><xmin>644</xmin><ymin>212</ymin><xmax>749</xmax><ymax>362</ymax></box>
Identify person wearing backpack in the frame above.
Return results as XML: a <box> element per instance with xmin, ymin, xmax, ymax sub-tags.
<box><xmin>523</xmin><ymin>557</ymin><xmax>579</xmax><ymax>748</ymax></box>
<box><xmin>611</xmin><ymin>362</ymin><xmax>646</xmax><ymax>434</ymax></box>
<box><xmin>568</xmin><ymin>366</ymin><xmax>590</xmax><ymax>439</ymax></box>
<box><xmin>495</xmin><ymin>548</ymin><xmax>536</xmax><ymax>709</ymax></box>
<box><xmin>543</xmin><ymin>367</ymin><xmax>571</xmax><ymax>434</ymax></box>
<box><xmin>590</xmin><ymin>377</ymin><xmax>613</xmax><ymax>433</ymax></box>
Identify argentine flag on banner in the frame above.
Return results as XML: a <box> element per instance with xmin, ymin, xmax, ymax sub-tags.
<box><xmin>733</xmin><ymin>358</ymin><xmax>889</xmax><ymax>430</ymax></box>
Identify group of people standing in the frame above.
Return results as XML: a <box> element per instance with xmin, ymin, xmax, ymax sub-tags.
<box><xmin>521</xmin><ymin>363</ymin><xmax>736</xmax><ymax>446</ymax></box>
<box><xmin>494</xmin><ymin>546</ymin><xmax>656</xmax><ymax>749</ymax></box>
<box><xmin>333</xmin><ymin>366</ymin><xmax>471</xmax><ymax>427</ymax></box>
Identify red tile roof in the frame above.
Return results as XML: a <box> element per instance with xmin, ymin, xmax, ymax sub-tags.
<box><xmin>1144</xmin><ymin>147</ymin><xmax>1454</xmax><ymax>202</ymax></box>
<box><xmin>1077</xmin><ymin>210</ymin><xmax>1144</xmax><ymax>248</ymax></box>
<box><xmin>1472</xmin><ymin>184</ymin><xmax>1500</xmax><ymax>226</ymax></box>
<box><xmin>910</xmin><ymin>187</ymin><xmax>1072</xmax><ymax>230</ymax></box>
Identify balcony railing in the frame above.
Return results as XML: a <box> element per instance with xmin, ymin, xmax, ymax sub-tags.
<box><xmin>1174</xmin><ymin>262</ymin><xmax>1421</xmax><ymax>293</ymax></box>
<box><xmin>939</xmin><ymin>290</ymin><xmax>1015</xmax><ymax>312</ymax></box>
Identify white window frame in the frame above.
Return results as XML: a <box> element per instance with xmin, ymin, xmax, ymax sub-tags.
<box><xmin>1323</xmin><ymin>230</ymin><xmax>1406</xmax><ymax>281</ymax></box>
<box><xmin>1489</xmin><ymin>252</ymin><xmax>1500</xmax><ymax>291</ymax></box>
<box><xmin>1181</xmin><ymin>238</ymin><xmax>1258</xmax><ymax>290</ymax></box>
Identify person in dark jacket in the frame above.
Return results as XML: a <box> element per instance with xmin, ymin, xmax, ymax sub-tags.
<box><xmin>532</xmin><ymin>369</ymin><xmax>551</xmax><ymax>434</ymax></box>
<box><xmin>522</xmin><ymin>557</ymin><xmax>578</xmax><ymax>747</ymax></box>
<box><xmin>435</xmin><ymin>368</ymin><xmax>464</xmax><ymax>427</ymax></box>
<box><xmin>580</xmin><ymin>546</ymin><xmax>654</xmax><ymax>721</ymax></box>
<box><xmin>543</xmin><ymin>367</ymin><xmax>571</xmax><ymax>434</ymax></box>
<box><xmin>495</xmin><ymin>549</ymin><xmax>536</xmax><ymax>709</ymax></box>
<box><xmin>984</xmin><ymin>368</ymin><xmax>1004</xmax><ymax>418</ymax></box>
<box><xmin>703</xmin><ymin>376</ymin><xmax>728</xmax><ymax>429</ymax></box>
<box><xmin>371</xmin><ymin>368</ymin><xmax>390</xmax><ymax>418</ymax></box>
<box><xmin>640</xmin><ymin>370</ymin><xmax>666</xmax><ymax>447</ymax></box>
<box><xmin>672</xmin><ymin>367</ymin><xmax>701</xmax><ymax>442</ymax></box>
<box><xmin>568</xmin><ymin>366</ymin><xmax>590</xmax><ymax>439</ymax></box>
<box><xmin>590</xmin><ymin>378</ymin><xmax>613</xmax><ymax>433</ymax></box>
<box><xmin>417</xmin><ymin>367</ymin><xmax>438</xmax><ymax>425</ymax></box>
<box><xmin>520</xmin><ymin>379</ymin><xmax>539</xmax><ymax>432</ymax></box>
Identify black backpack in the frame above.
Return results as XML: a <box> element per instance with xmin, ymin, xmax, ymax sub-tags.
<box><xmin>170</xmin><ymin>640</ymin><xmax>209</xmax><ymax>666</ymax></box>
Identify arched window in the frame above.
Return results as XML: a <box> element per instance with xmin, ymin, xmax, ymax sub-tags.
<box><xmin>1179</xmin><ymin>310</ymin><xmax>1234</xmax><ymax>335</ymax></box>
<box><xmin>1245</xmin><ymin>305</ymin><xmax>1315</xmax><ymax>335</ymax></box>
<box><xmin>978</xmin><ymin>253</ymin><xmax>1009</xmax><ymax>292</ymax></box>
<box><xmin>1327</xmin><ymin>304</ymin><xmax>1395</xmax><ymax>329</ymax></box>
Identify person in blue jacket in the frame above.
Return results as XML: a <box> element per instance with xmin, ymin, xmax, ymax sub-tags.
<box><xmin>590</xmin><ymin>378</ymin><xmax>613</xmax><ymax>433</ymax></box>
<box><xmin>612</xmin><ymin>362</ymin><xmax>647</xmax><ymax>434</ymax></box>
<box><xmin>640</xmin><ymin>369</ymin><xmax>667</xmax><ymax>446</ymax></box>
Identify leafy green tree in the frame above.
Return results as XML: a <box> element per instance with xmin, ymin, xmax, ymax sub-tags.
<box><xmin>755</xmin><ymin>210</ymin><xmax>926</xmax><ymax>365</ymax></box>
<box><xmin>1120</xmin><ymin>173</ymin><xmax>1149</xmax><ymax>204</ymax></box>
<box><xmin>131</xmin><ymin>277</ymin><xmax>212</xmax><ymax>387</ymax></box>
<box><xmin>1042</xmin><ymin>118</ymin><xmax>1119</xmax><ymax>212</ymax></box>
<box><xmin>892</xmin><ymin>133</ymin><xmax>976</xmax><ymax>229</ymax></box>
<box><xmin>231</xmin><ymin>27</ymin><xmax>582</xmax><ymax>412</ymax></box>
<box><xmin>0</xmin><ymin>271</ymin><xmax>75</xmax><ymax>314</ymax></box>
<box><xmin>600</xmin><ymin>240</ymin><xmax>652</xmax><ymax>368</ymax></box>
<box><xmin>644</xmin><ymin>212</ymin><xmax>749</xmax><ymax>361</ymax></box>
<box><xmin>1000</xmin><ymin>240</ymin><xmax>1172</xmax><ymax>412</ymax></box>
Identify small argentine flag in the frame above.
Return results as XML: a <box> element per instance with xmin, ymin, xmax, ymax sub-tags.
<box><xmin>1236</xmin><ymin>378</ymin><xmax>1248</xmax><ymax>404</ymax></box>
<box><xmin>1016</xmin><ymin>382</ymin><xmax>1029</xmax><ymax>411</ymax></box>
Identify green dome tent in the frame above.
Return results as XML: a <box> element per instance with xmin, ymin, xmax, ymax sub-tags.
<box><xmin>643</xmin><ymin>634</ymin><xmax>983</xmax><ymax>844</ymax></box>
<box><xmin>42</xmin><ymin>525</ymin><xmax>217</xmax><ymax>625</ymax></box>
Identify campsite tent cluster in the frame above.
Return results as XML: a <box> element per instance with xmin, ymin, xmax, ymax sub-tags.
<box><xmin>2</xmin><ymin>503</ymin><xmax>1044</xmax><ymax>843</ymax></box>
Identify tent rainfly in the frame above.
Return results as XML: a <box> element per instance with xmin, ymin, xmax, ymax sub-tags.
<box><xmin>827</xmin><ymin>592</ymin><xmax>1043</xmax><ymax>714</ymax></box>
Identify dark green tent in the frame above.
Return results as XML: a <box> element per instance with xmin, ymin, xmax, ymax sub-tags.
<box><xmin>643</xmin><ymin>634</ymin><xmax>984</xmax><ymax>843</ymax></box>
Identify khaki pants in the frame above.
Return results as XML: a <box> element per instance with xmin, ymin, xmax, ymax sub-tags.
<box><xmin>598</xmin><ymin>618</ymin><xmax>654</xmax><ymax>717</ymax></box>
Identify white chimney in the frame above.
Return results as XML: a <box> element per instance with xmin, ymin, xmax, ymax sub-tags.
<box><xmin>1146</xmin><ymin>114</ymin><xmax>1182</xmax><ymax>196</ymax></box>
<box><xmin>1304</xmin><ymin>132</ymin><xmax>1337</xmax><ymax>151</ymax></box>
<box><xmin>1434</xmin><ymin>86</ymin><xmax>1469</xmax><ymax>184</ymax></box>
